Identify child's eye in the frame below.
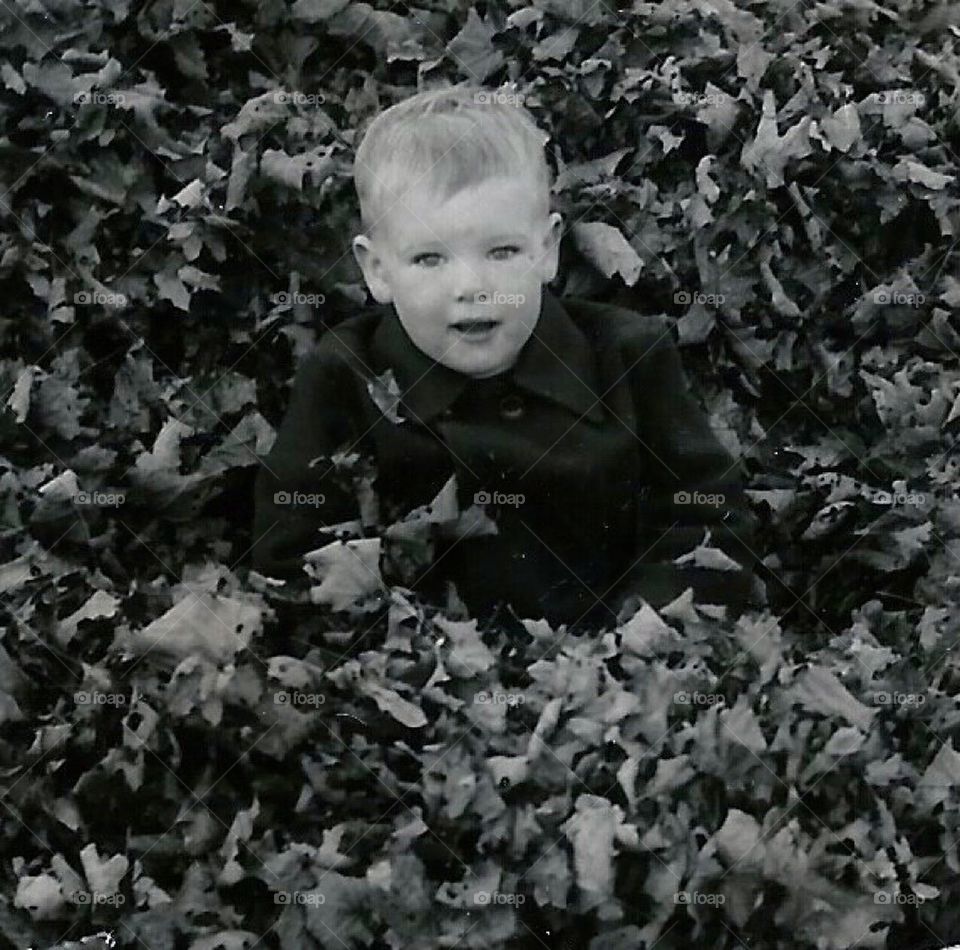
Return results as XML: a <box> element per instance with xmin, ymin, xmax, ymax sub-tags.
<box><xmin>412</xmin><ymin>253</ymin><xmax>443</xmax><ymax>267</ymax></box>
<box><xmin>491</xmin><ymin>245</ymin><xmax>521</xmax><ymax>260</ymax></box>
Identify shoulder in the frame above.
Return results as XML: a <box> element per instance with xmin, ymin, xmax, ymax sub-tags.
<box><xmin>561</xmin><ymin>295</ymin><xmax>677</xmax><ymax>357</ymax></box>
<box><xmin>315</xmin><ymin>307</ymin><xmax>380</xmax><ymax>359</ymax></box>
<box><xmin>296</xmin><ymin>307</ymin><xmax>383</xmax><ymax>378</ymax></box>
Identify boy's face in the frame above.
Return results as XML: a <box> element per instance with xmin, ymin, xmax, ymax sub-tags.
<box><xmin>352</xmin><ymin>174</ymin><xmax>563</xmax><ymax>379</ymax></box>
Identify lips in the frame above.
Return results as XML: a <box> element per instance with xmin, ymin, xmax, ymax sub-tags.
<box><xmin>450</xmin><ymin>318</ymin><xmax>501</xmax><ymax>334</ymax></box>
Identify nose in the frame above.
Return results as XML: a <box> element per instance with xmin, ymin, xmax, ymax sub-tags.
<box><xmin>450</xmin><ymin>258</ymin><xmax>486</xmax><ymax>303</ymax></box>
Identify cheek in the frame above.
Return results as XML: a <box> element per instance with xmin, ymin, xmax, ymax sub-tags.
<box><xmin>508</xmin><ymin>318</ymin><xmax>535</xmax><ymax>345</ymax></box>
<box><xmin>407</xmin><ymin>270</ymin><xmax>444</xmax><ymax>292</ymax></box>
<box><xmin>505</xmin><ymin>260</ymin><xmax>541</xmax><ymax>288</ymax></box>
<box><xmin>395</xmin><ymin>274</ymin><xmax>436</xmax><ymax>305</ymax></box>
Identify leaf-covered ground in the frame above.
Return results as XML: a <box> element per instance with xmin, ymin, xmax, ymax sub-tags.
<box><xmin>2</xmin><ymin>0</ymin><xmax>960</xmax><ymax>947</ymax></box>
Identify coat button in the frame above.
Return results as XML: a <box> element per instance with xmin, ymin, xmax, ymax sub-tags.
<box><xmin>499</xmin><ymin>394</ymin><xmax>525</xmax><ymax>420</ymax></box>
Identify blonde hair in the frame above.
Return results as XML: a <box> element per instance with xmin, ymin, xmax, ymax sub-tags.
<box><xmin>352</xmin><ymin>84</ymin><xmax>553</xmax><ymax>240</ymax></box>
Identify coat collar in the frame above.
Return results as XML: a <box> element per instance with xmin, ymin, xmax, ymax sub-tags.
<box><xmin>370</xmin><ymin>289</ymin><xmax>606</xmax><ymax>425</ymax></box>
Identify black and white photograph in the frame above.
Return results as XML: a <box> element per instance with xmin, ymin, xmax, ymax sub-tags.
<box><xmin>1</xmin><ymin>0</ymin><xmax>960</xmax><ymax>947</ymax></box>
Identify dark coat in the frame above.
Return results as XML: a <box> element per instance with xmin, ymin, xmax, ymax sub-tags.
<box><xmin>251</xmin><ymin>289</ymin><xmax>766</xmax><ymax>628</ymax></box>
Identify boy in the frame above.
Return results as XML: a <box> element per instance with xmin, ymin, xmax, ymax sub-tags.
<box><xmin>251</xmin><ymin>84</ymin><xmax>766</xmax><ymax>629</ymax></box>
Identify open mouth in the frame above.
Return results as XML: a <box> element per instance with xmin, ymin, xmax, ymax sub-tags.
<box><xmin>450</xmin><ymin>318</ymin><xmax>501</xmax><ymax>336</ymax></box>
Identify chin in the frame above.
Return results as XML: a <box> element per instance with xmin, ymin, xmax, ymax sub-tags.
<box><xmin>467</xmin><ymin>367</ymin><xmax>503</xmax><ymax>378</ymax></box>
<box><xmin>456</xmin><ymin>361</ymin><xmax>497</xmax><ymax>376</ymax></box>
<box><xmin>451</xmin><ymin>358</ymin><xmax>500</xmax><ymax>377</ymax></box>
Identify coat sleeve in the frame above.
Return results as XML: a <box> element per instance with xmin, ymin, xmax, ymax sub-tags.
<box><xmin>251</xmin><ymin>344</ymin><xmax>366</xmax><ymax>582</ymax></box>
<box><xmin>607</xmin><ymin>317</ymin><xmax>767</xmax><ymax>618</ymax></box>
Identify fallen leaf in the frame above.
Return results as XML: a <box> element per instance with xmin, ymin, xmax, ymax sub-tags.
<box><xmin>892</xmin><ymin>158</ymin><xmax>954</xmax><ymax>189</ymax></box>
<box><xmin>783</xmin><ymin>666</ymin><xmax>877</xmax><ymax>730</ymax></box>
<box><xmin>434</xmin><ymin>616</ymin><xmax>496</xmax><ymax>677</ymax></box>
<box><xmin>713</xmin><ymin>808</ymin><xmax>762</xmax><ymax>867</ymax></box>
<box><xmin>306</xmin><ymin>537</ymin><xmax>384</xmax><ymax>610</ymax></box>
<box><xmin>619</xmin><ymin>602</ymin><xmax>683</xmax><ymax>656</ymax></box>
<box><xmin>57</xmin><ymin>589</ymin><xmax>121</xmax><ymax>647</ymax></box>
<box><xmin>366</xmin><ymin>368</ymin><xmax>405</xmax><ymax>424</ymax></box>
<box><xmin>80</xmin><ymin>842</ymin><xmax>129</xmax><ymax>896</ymax></box>
<box><xmin>360</xmin><ymin>680</ymin><xmax>427</xmax><ymax>728</ymax></box>
<box><xmin>189</xmin><ymin>932</ymin><xmax>261</xmax><ymax>950</ymax></box>
<box><xmin>818</xmin><ymin>102</ymin><xmax>861</xmax><ymax>152</ymax></box>
<box><xmin>113</xmin><ymin>593</ymin><xmax>259</xmax><ymax>666</ymax></box>
<box><xmin>14</xmin><ymin>873</ymin><xmax>65</xmax><ymax>921</ymax></box>
<box><xmin>573</xmin><ymin>221</ymin><xmax>643</xmax><ymax>286</ymax></box>
<box><xmin>560</xmin><ymin>795</ymin><xmax>635</xmax><ymax>911</ymax></box>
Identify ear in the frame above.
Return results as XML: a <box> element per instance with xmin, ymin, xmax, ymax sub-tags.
<box><xmin>352</xmin><ymin>234</ymin><xmax>394</xmax><ymax>304</ymax></box>
<box><xmin>538</xmin><ymin>212</ymin><xmax>564</xmax><ymax>284</ymax></box>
